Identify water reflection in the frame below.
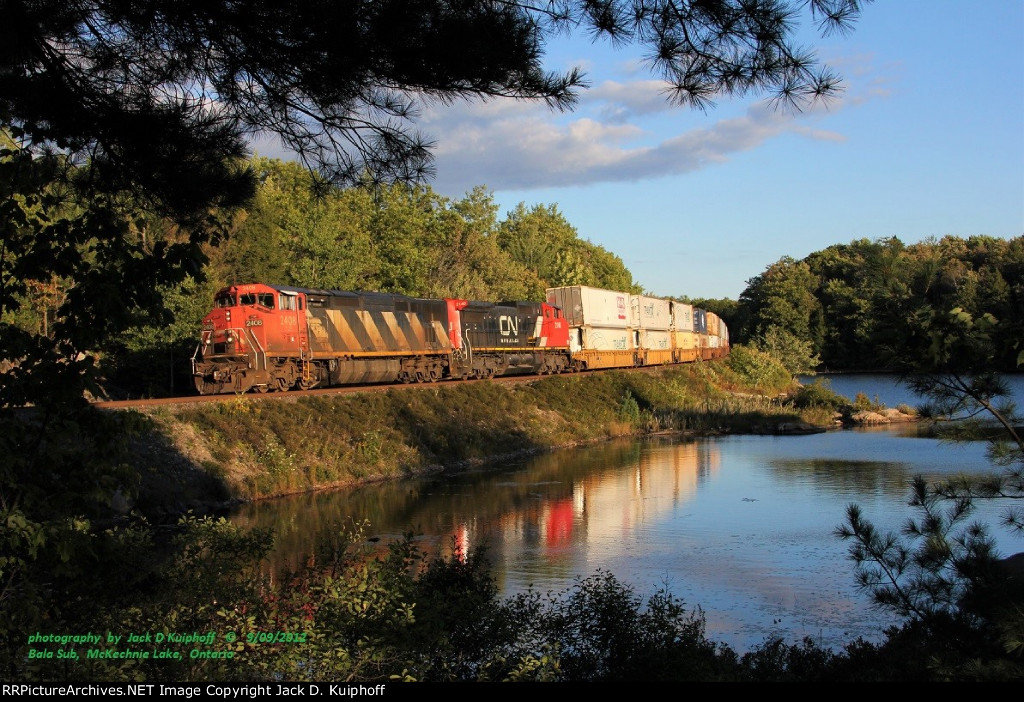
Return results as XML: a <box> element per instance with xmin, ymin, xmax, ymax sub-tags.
<box><xmin>232</xmin><ymin>427</ymin><xmax>1020</xmax><ymax>653</ymax></box>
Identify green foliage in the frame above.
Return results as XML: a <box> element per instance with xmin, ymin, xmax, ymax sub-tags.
<box><xmin>761</xmin><ymin>236</ymin><xmax>1015</xmax><ymax>370</ymax></box>
<box><xmin>0</xmin><ymin>403</ymin><xmax>161</xmax><ymax>678</ymax></box>
<box><xmin>186</xmin><ymin>159</ymin><xmax>646</xmax><ymax>346</ymax></box>
<box><xmin>102</xmin><ymin>274</ymin><xmax>225</xmax><ymax>397</ymax></box>
<box><xmin>725</xmin><ymin>344</ymin><xmax>792</xmax><ymax>392</ymax></box>
<box><xmin>838</xmin><ymin>482</ymin><xmax>1000</xmax><ymax>621</ymax></box>
<box><xmin>618</xmin><ymin>390</ymin><xmax>642</xmax><ymax>425</ymax></box>
<box><xmin>1</xmin><ymin>514</ymin><xmax>736</xmax><ymax>682</ymax></box>
<box><xmin>736</xmin><ymin>236</ymin><xmax>1024</xmax><ymax>371</ymax></box>
<box><xmin>790</xmin><ymin>380</ymin><xmax>850</xmax><ymax>412</ymax></box>
<box><xmin>1</xmin><ymin>137</ymin><xmax>222</xmax><ymax>406</ymax></box>
<box><xmin>752</xmin><ymin>325</ymin><xmax>821</xmax><ymax>376</ymax></box>
<box><xmin>738</xmin><ymin>636</ymin><xmax>839</xmax><ymax>682</ymax></box>
<box><xmin>514</xmin><ymin>570</ymin><xmax>736</xmax><ymax>681</ymax></box>
<box><xmin>739</xmin><ymin>257</ymin><xmax>821</xmax><ymax>350</ymax></box>
<box><xmin>496</xmin><ymin>202</ymin><xmax>639</xmax><ymax>292</ymax></box>
<box><xmin>851</xmin><ymin>392</ymin><xmax>883</xmax><ymax>412</ymax></box>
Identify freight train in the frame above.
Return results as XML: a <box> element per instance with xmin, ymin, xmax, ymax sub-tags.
<box><xmin>191</xmin><ymin>283</ymin><xmax>729</xmax><ymax>395</ymax></box>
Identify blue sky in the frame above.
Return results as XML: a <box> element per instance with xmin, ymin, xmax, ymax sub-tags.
<box><xmin>416</xmin><ymin>1</ymin><xmax>1023</xmax><ymax>301</ymax></box>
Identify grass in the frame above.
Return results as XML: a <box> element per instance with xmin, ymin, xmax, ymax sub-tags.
<box><xmin>137</xmin><ymin>352</ymin><xmax>821</xmax><ymax>506</ymax></box>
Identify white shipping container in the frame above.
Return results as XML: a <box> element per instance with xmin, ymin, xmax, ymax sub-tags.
<box><xmin>641</xmin><ymin>329</ymin><xmax>672</xmax><ymax>351</ymax></box>
<box><xmin>547</xmin><ymin>286</ymin><xmax>634</xmax><ymax>328</ymax></box>
<box><xmin>672</xmin><ymin>303</ymin><xmax>694</xmax><ymax>332</ymax></box>
<box><xmin>708</xmin><ymin>336</ymin><xmax>720</xmax><ymax>348</ymax></box>
<box><xmin>581</xmin><ymin>326</ymin><xmax>634</xmax><ymax>351</ymax></box>
<box><xmin>633</xmin><ymin>295</ymin><xmax>672</xmax><ymax>330</ymax></box>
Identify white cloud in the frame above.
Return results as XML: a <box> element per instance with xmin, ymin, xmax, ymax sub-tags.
<box><xmin>792</xmin><ymin>126</ymin><xmax>847</xmax><ymax>143</ymax></box>
<box><xmin>425</xmin><ymin>83</ymin><xmax>854</xmax><ymax>196</ymax></box>
<box><xmin>244</xmin><ymin>53</ymin><xmax>883</xmax><ymax>196</ymax></box>
<box><xmin>585</xmin><ymin>79</ymin><xmax>681</xmax><ymax>123</ymax></box>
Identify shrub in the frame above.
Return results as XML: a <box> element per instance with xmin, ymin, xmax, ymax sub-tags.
<box><xmin>725</xmin><ymin>345</ymin><xmax>792</xmax><ymax>392</ymax></box>
<box><xmin>790</xmin><ymin>381</ymin><xmax>850</xmax><ymax>411</ymax></box>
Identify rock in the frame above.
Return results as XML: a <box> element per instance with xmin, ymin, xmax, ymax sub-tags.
<box><xmin>851</xmin><ymin>410</ymin><xmax>889</xmax><ymax>424</ymax></box>
<box><xmin>881</xmin><ymin>408</ymin><xmax>916</xmax><ymax>422</ymax></box>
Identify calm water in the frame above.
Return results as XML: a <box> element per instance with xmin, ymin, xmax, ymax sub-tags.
<box><xmin>799</xmin><ymin>372</ymin><xmax>1024</xmax><ymax>414</ymax></box>
<box><xmin>231</xmin><ymin>373</ymin><xmax>1024</xmax><ymax>654</ymax></box>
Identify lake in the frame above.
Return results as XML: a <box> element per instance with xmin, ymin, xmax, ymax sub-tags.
<box><xmin>231</xmin><ymin>373</ymin><xmax>1024</xmax><ymax>653</ymax></box>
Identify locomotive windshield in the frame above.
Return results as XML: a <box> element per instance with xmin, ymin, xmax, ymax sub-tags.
<box><xmin>214</xmin><ymin>294</ymin><xmax>235</xmax><ymax>308</ymax></box>
<box><xmin>239</xmin><ymin>292</ymin><xmax>275</xmax><ymax>308</ymax></box>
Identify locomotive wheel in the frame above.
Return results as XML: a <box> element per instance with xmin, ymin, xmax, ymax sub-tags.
<box><xmin>194</xmin><ymin>377</ymin><xmax>226</xmax><ymax>395</ymax></box>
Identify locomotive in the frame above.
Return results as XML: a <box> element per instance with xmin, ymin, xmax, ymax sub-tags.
<box><xmin>191</xmin><ymin>283</ymin><xmax>729</xmax><ymax>395</ymax></box>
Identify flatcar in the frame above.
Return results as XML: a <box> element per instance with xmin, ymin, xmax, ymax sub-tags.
<box><xmin>192</xmin><ymin>283</ymin><xmax>729</xmax><ymax>395</ymax></box>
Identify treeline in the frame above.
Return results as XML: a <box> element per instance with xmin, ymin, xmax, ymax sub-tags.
<box><xmin>7</xmin><ymin>156</ymin><xmax>639</xmax><ymax>398</ymax></box>
<box><xmin>732</xmin><ymin>235</ymin><xmax>1024</xmax><ymax>372</ymax></box>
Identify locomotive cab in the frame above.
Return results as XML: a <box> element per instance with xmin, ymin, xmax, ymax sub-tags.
<box><xmin>453</xmin><ymin>300</ymin><xmax>571</xmax><ymax>377</ymax></box>
<box><xmin>539</xmin><ymin>303</ymin><xmax>570</xmax><ymax>348</ymax></box>
<box><xmin>193</xmin><ymin>283</ymin><xmax>312</xmax><ymax>394</ymax></box>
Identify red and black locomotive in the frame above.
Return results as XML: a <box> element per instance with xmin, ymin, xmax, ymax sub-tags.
<box><xmin>192</xmin><ymin>283</ymin><xmax>572</xmax><ymax>394</ymax></box>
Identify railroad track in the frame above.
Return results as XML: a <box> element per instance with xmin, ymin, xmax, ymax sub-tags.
<box><xmin>91</xmin><ymin>370</ymin><xmax>570</xmax><ymax>410</ymax></box>
<box><xmin>91</xmin><ymin>362</ymin><xmax>685</xmax><ymax>411</ymax></box>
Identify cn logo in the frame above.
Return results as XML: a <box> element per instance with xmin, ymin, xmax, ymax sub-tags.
<box><xmin>499</xmin><ymin>315</ymin><xmax>518</xmax><ymax>336</ymax></box>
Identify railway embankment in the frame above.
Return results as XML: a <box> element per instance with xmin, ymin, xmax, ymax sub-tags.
<box><xmin>123</xmin><ymin>361</ymin><xmax>900</xmax><ymax>518</ymax></box>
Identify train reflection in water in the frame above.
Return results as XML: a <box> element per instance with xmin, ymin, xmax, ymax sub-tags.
<box><xmin>231</xmin><ymin>437</ymin><xmax>720</xmax><ymax>590</ymax></box>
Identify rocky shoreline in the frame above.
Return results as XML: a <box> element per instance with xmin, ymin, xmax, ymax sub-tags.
<box><xmin>842</xmin><ymin>407</ymin><xmax>919</xmax><ymax>426</ymax></box>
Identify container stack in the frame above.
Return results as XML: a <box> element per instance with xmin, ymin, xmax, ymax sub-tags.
<box><xmin>634</xmin><ymin>294</ymin><xmax>673</xmax><ymax>365</ymax></box>
<box><xmin>546</xmin><ymin>285</ymin><xmax>637</xmax><ymax>368</ymax></box>
<box><xmin>546</xmin><ymin>285</ymin><xmax>729</xmax><ymax>370</ymax></box>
